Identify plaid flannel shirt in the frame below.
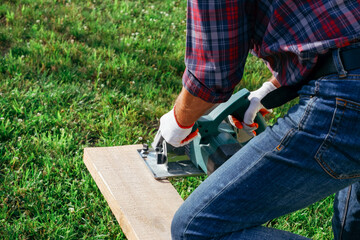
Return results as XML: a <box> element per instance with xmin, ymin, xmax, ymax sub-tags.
<box><xmin>183</xmin><ymin>0</ymin><xmax>360</xmax><ymax>103</ymax></box>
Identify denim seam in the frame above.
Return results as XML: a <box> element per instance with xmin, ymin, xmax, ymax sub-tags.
<box><xmin>339</xmin><ymin>185</ymin><xmax>352</xmax><ymax>240</ymax></box>
<box><xmin>337</xmin><ymin>98</ymin><xmax>360</xmax><ymax>112</ymax></box>
<box><xmin>182</xmin><ymin>152</ymin><xmax>270</xmax><ymax>239</ymax></box>
<box><xmin>314</xmin><ymin>100</ymin><xmax>360</xmax><ymax>179</ymax></box>
<box><xmin>298</xmin><ymin>95</ymin><xmax>318</xmax><ymax>131</ymax></box>
<box><xmin>320</xmin><ymin>74</ymin><xmax>360</xmax><ymax>80</ymax></box>
<box><xmin>276</xmin><ymin>96</ymin><xmax>317</xmax><ymax>151</ymax></box>
<box><xmin>314</xmin><ymin>101</ymin><xmax>344</xmax><ymax>179</ymax></box>
<box><xmin>276</xmin><ymin>128</ymin><xmax>296</xmax><ymax>151</ymax></box>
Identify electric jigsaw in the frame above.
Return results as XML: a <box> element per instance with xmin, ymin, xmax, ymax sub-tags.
<box><xmin>138</xmin><ymin>88</ymin><xmax>267</xmax><ymax>179</ymax></box>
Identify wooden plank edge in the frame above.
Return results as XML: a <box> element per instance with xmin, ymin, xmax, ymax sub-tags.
<box><xmin>83</xmin><ymin>147</ymin><xmax>139</xmax><ymax>240</ymax></box>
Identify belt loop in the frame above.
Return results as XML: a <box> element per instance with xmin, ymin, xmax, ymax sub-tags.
<box><xmin>332</xmin><ymin>48</ymin><xmax>348</xmax><ymax>78</ymax></box>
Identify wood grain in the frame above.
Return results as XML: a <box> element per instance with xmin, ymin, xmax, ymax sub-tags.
<box><xmin>83</xmin><ymin>145</ymin><xmax>184</xmax><ymax>240</ymax></box>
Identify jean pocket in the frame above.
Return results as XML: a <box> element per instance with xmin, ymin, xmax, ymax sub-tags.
<box><xmin>315</xmin><ymin>98</ymin><xmax>360</xmax><ymax>179</ymax></box>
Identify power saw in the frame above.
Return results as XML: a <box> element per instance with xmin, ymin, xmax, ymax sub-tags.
<box><xmin>138</xmin><ymin>88</ymin><xmax>267</xmax><ymax>179</ymax></box>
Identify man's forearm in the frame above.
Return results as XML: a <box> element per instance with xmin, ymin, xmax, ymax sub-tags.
<box><xmin>174</xmin><ymin>76</ymin><xmax>278</xmax><ymax>127</ymax></box>
<box><xmin>174</xmin><ymin>87</ymin><xmax>215</xmax><ymax>127</ymax></box>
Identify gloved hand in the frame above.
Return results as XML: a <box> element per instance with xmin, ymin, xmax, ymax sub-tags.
<box><xmin>157</xmin><ymin>107</ymin><xmax>199</xmax><ymax>147</ymax></box>
<box><xmin>229</xmin><ymin>81</ymin><xmax>277</xmax><ymax>138</ymax></box>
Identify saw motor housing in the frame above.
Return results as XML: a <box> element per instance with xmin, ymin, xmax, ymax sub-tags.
<box><xmin>138</xmin><ymin>88</ymin><xmax>267</xmax><ymax>179</ymax></box>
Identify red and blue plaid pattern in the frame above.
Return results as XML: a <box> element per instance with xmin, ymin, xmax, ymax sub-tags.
<box><xmin>183</xmin><ymin>0</ymin><xmax>360</xmax><ymax>103</ymax></box>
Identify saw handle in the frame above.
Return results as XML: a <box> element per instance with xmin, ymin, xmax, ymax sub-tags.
<box><xmin>196</xmin><ymin>89</ymin><xmax>267</xmax><ymax>138</ymax></box>
<box><xmin>231</xmin><ymin>111</ymin><xmax>267</xmax><ymax>135</ymax></box>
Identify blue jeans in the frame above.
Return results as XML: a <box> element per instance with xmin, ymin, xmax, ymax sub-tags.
<box><xmin>333</xmin><ymin>183</ymin><xmax>360</xmax><ymax>240</ymax></box>
<box><xmin>171</xmin><ymin>48</ymin><xmax>360</xmax><ymax>239</ymax></box>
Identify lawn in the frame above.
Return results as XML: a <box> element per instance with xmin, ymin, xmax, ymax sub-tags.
<box><xmin>0</xmin><ymin>0</ymin><xmax>334</xmax><ymax>239</ymax></box>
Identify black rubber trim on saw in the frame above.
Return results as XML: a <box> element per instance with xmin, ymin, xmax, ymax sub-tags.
<box><xmin>207</xmin><ymin>143</ymin><xmax>242</xmax><ymax>175</ymax></box>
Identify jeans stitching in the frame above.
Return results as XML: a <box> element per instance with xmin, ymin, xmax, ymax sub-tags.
<box><xmin>298</xmin><ymin>96</ymin><xmax>317</xmax><ymax>131</ymax></box>
<box><xmin>339</xmin><ymin>185</ymin><xmax>352</xmax><ymax>240</ymax></box>
<box><xmin>276</xmin><ymin>96</ymin><xmax>317</xmax><ymax>151</ymax></box>
<box><xmin>337</xmin><ymin>98</ymin><xmax>360</xmax><ymax>112</ymax></box>
<box><xmin>276</xmin><ymin>128</ymin><xmax>296</xmax><ymax>151</ymax></box>
<box><xmin>320</xmin><ymin>74</ymin><xmax>360</xmax><ymax>80</ymax></box>
<box><xmin>314</xmin><ymin>101</ymin><xmax>344</xmax><ymax>179</ymax></box>
<box><xmin>314</xmin><ymin>100</ymin><xmax>360</xmax><ymax>179</ymax></box>
<box><xmin>315</xmin><ymin>150</ymin><xmax>341</xmax><ymax>179</ymax></box>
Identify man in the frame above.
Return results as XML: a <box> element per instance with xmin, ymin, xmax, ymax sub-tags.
<box><xmin>158</xmin><ymin>0</ymin><xmax>360</xmax><ymax>239</ymax></box>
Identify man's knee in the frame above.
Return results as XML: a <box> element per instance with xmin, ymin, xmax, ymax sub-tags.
<box><xmin>171</xmin><ymin>207</ymin><xmax>187</xmax><ymax>240</ymax></box>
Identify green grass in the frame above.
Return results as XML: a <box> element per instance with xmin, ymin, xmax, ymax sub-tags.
<box><xmin>0</xmin><ymin>0</ymin><xmax>333</xmax><ymax>239</ymax></box>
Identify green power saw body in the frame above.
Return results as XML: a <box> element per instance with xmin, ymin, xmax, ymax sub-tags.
<box><xmin>138</xmin><ymin>89</ymin><xmax>267</xmax><ymax>179</ymax></box>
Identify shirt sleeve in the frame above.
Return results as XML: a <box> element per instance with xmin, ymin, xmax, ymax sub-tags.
<box><xmin>183</xmin><ymin>0</ymin><xmax>252</xmax><ymax>103</ymax></box>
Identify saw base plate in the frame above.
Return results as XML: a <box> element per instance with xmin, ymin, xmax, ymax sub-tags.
<box><xmin>137</xmin><ymin>149</ymin><xmax>204</xmax><ymax>179</ymax></box>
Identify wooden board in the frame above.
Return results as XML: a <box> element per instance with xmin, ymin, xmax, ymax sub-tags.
<box><xmin>83</xmin><ymin>145</ymin><xmax>184</xmax><ymax>240</ymax></box>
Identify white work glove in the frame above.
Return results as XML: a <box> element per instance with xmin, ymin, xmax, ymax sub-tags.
<box><xmin>157</xmin><ymin>107</ymin><xmax>198</xmax><ymax>147</ymax></box>
<box><xmin>229</xmin><ymin>81</ymin><xmax>276</xmax><ymax>138</ymax></box>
